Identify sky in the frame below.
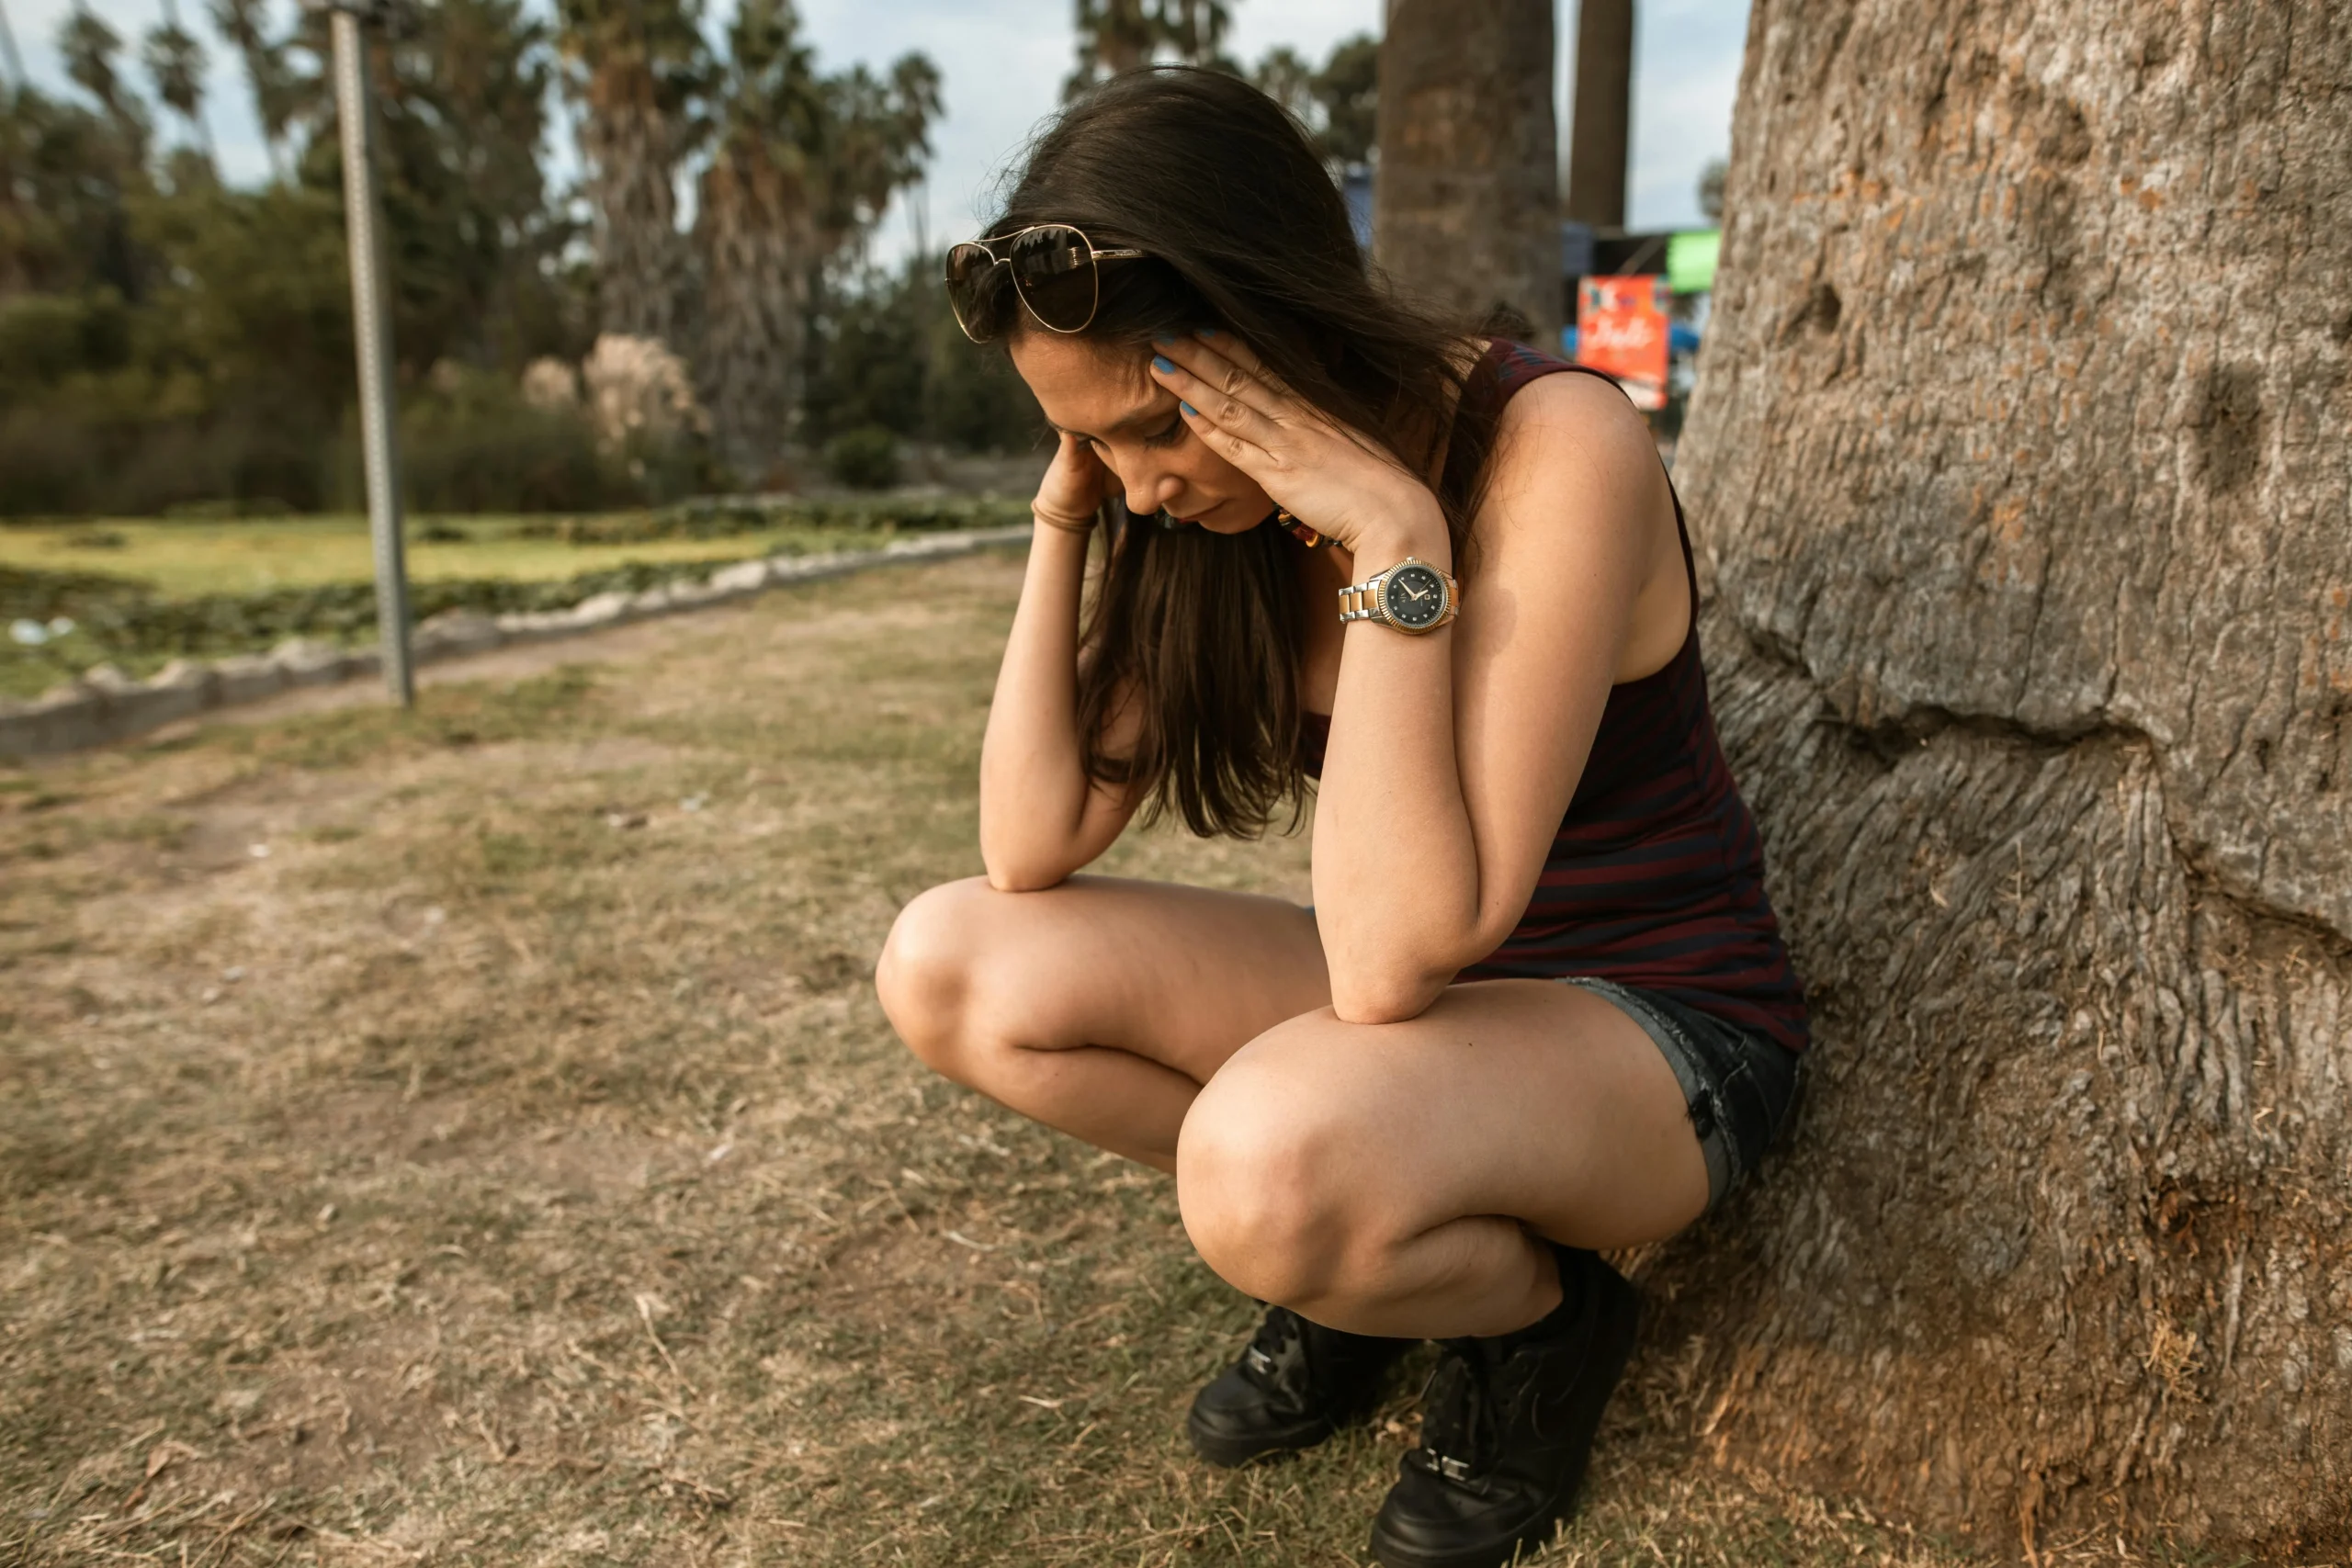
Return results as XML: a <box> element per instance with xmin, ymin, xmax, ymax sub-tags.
<box><xmin>4</xmin><ymin>0</ymin><xmax>1751</xmax><ymax>259</ymax></box>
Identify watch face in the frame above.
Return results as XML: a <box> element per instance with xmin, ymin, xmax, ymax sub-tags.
<box><xmin>1381</xmin><ymin>563</ymin><xmax>1450</xmax><ymax>629</ymax></box>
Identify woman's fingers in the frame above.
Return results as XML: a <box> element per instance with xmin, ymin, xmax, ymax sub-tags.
<box><xmin>1149</xmin><ymin>346</ymin><xmax>1285</xmax><ymax>462</ymax></box>
<box><xmin>1173</xmin><ymin>396</ymin><xmax>1270</xmax><ymax>472</ymax></box>
<box><xmin>1150</xmin><ymin>335</ymin><xmax>1291</xmax><ymax>423</ymax></box>
<box><xmin>1194</xmin><ymin>329</ymin><xmax>1291</xmax><ymax>400</ymax></box>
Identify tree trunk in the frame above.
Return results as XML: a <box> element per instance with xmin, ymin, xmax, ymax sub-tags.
<box><xmin>1563</xmin><ymin>0</ymin><xmax>1631</xmax><ymax>228</ymax></box>
<box><xmin>581</xmin><ymin>58</ymin><xmax>681</xmax><ymax>346</ymax></box>
<box><xmin>1374</xmin><ymin>0</ymin><xmax>1560</xmax><ymax>344</ymax></box>
<box><xmin>1657</xmin><ymin>1</ymin><xmax>2352</xmax><ymax>1557</ymax></box>
<box><xmin>695</xmin><ymin>147</ymin><xmax>809</xmax><ymax>482</ymax></box>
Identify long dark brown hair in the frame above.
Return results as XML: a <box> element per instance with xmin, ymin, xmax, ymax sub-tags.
<box><xmin>962</xmin><ymin>66</ymin><xmax>1507</xmax><ymax>839</ymax></box>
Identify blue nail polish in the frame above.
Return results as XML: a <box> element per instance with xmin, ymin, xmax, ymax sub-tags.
<box><xmin>1198</xmin><ymin>326</ymin><xmax>1220</xmax><ymax>338</ymax></box>
<box><xmin>1152</xmin><ymin>355</ymin><xmax>1175</xmax><ymax>374</ymax></box>
<box><xmin>1181</xmin><ymin>400</ymin><xmax>1197</xmax><ymax>416</ymax></box>
<box><xmin>1152</xmin><ymin>333</ymin><xmax>1176</xmax><ymax>347</ymax></box>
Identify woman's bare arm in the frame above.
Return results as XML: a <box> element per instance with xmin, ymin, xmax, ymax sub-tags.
<box><xmin>978</xmin><ymin>436</ymin><xmax>1143</xmax><ymax>890</ymax></box>
<box><xmin>1311</xmin><ymin>373</ymin><xmax>1676</xmax><ymax>1019</ymax></box>
<box><xmin>1149</xmin><ymin>340</ymin><xmax>1679</xmax><ymax>1022</ymax></box>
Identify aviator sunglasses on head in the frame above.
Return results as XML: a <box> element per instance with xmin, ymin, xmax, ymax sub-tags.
<box><xmin>944</xmin><ymin>223</ymin><xmax>1146</xmax><ymax>343</ymax></box>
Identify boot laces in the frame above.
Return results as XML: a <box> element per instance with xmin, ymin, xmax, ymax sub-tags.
<box><xmin>1410</xmin><ymin>1340</ymin><xmax>1509</xmax><ymax>1484</ymax></box>
<box><xmin>1238</xmin><ymin>1305</ymin><xmax>1303</xmax><ymax>1387</ymax></box>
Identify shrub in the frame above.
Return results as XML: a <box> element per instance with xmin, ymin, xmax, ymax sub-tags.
<box><xmin>163</xmin><ymin>496</ymin><xmax>299</xmax><ymax>521</ymax></box>
<box><xmin>581</xmin><ymin>335</ymin><xmax>706</xmax><ymax>450</ymax></box>
<box><xmin>824</xmin><ymin>425</ymin><xmax>902</xmax><ymax>490</ymax></box>
<box><xmin>398</xmin><ymin>392</ymin><xmax>618</xmax><ymax>514</ymax></box>
<box><xmin>0</xmin><ymin>407</ymin><xmax>105</xmax><ymax>515</ymax></box>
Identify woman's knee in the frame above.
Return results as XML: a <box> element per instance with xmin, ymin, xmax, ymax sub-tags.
<box><xmin>876</xmin><ymin>876</ymin><xmax>998</xmax><ymax>1076</ymax></box>
<box><xmin>1175</xmin><ymin>1052</ymin><xmax>1375</xmax><ymax>1311</ymax></box>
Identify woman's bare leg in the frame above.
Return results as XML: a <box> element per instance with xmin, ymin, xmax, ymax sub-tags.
<box><xmin>876</xmin><ymin>874</ymin><xmax>1330</xmax><ymax>1171</ymax></box>
<box><xmin>1175</xmin><ymin>979</ymin><xmax>1712</xmax><ymax>1339</ymax></box>
<box><xmin>880</xmin><ymin>880</ymin><xmax>1712</xmax><ymax>1342</ymax></box>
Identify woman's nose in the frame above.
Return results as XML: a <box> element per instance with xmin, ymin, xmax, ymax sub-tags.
<box><xmin>1118</xmin><ymin>462</ymin><xmax>1181</xmax><ymax>520</ymax></box>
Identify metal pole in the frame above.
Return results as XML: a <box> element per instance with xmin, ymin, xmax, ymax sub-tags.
<box><xmin>328</xmin><ymin>4</ymin><xmax>414</xmax><ymax>705</ymax></box>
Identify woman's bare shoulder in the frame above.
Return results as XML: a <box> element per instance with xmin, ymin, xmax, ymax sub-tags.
<box><xmin>1491</xmin><ymin>366</ymin><xmax>1659</xmax><ymax>491</ymax></box>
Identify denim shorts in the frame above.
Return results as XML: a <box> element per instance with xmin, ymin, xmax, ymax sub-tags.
<box><xmin>1559</xmin><ymin>976</ymin><xmax>1800</xmax><ymax>1212</ymax></box>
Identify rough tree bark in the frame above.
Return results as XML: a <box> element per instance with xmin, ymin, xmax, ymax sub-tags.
<box><xmin>695</xmin><ymin>147</ymin><xmax>810</xmax><ymax>480</ymax></box>
<box><xmin>1655</xmin><ymin>1</ymin><xmax>2351</xmax><ymax>1558</ymax></box>
<box><xmin>1374</xmin><ymin>0</ymin><xmax>1560</xmax><ymax>343</ymax></box>
<box><xmin>578</xmin><ymin>56</ymin><xmax>684</xmax><ymax>346</ymax></box>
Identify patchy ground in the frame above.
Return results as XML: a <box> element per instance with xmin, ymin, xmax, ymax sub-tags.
<box><xmin>2</xmin><ymin>549</ymin><xmax>2163</xmax><ymax>1566</ymax></box>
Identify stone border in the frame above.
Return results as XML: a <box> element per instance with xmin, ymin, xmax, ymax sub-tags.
<box><xmin>0</xmin><ymin>526</ymin><xmax>1030</xmax><ymax>760</ymax></box>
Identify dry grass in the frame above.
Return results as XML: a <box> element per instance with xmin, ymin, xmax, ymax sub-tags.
<box><xmin>0</xmin><ymin>550</ymin><xmax>2204</xmax><ymax>1566</ymax></box>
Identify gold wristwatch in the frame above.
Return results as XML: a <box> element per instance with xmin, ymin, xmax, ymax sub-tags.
<box><xmin>1337</xmin><ymin>557</ymin><xmax>1459</xmax><ymax>634</ymax></box>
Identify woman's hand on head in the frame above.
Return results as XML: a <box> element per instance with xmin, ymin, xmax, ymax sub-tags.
<box><xmin>1148</xmin><ymin>332</ymin><xmax>1445</xmax><ymax>560</ymax></box>
<box><xmin>1034</xmin><ymin>429</ymin><xmax>1111</xmax><ymax>534</ymax></box>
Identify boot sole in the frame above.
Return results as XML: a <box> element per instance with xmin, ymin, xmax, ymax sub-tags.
<box><xmin>1367</xmin><ymin>1271</ymin><xmax>1642</xmax><ymax>1568</ymax></box>
<box><xmin>1186</xmin><ymin>1405</ymin><xmax>1352</xmax><ymax>1468</ymax></box>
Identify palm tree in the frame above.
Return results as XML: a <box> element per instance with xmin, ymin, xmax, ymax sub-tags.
<box><xmin>812</xmin><ymin>53</ymin><xmax>940</xmax><ymax>260</ymax></box>
<box><xmin>422</xmin><ymin>0</ymin><xmax>565</xmax><ymax>365</ymax></box>
<box><xmin>558</xmin><ymin>0</ymin><xmax>710</xmax><ymax>348</ymax></box>
<box><xmin>1067</xmin><ymin>0</ymin><xmax>1230</xmax><ymax>99</ymax></box>
<box><xmin>59</xmin><ymin>5</ymin><xmax>150</xmax><ymax>159</ymax></box>
<box><xmin>693</xmin><ymin>0</ymin><xmax>820</xmax><ymax>475</ymax></box>
<box><xmin>206</xmin><ymin>0</ymin><xmax>291</xmax><ymax>180</ymax></box>
<box><xmin>142</xmin><ymin>0</ymin><xmax>213</xmax><ymax>162</ymax></box>
<box><xmin>1250</xmin><ymin>44</ymin><xmax>1317</xmax><ymax>124</ymax></box>
<box><xmin>1154</xmin><ymin>0</ymin><xmax>1229</xmax><ymax>63</ymax></box>
<box><xmin>1313</xmin><ymin>32</ymin><xmax>1377</xmax><ymax>166</ymax></box>
<box><xmin>1250</xmin><ymin>34</ymin><xmax>1377</xmax><ymax>168</ymax></box>
<box><xmin>694</xmin><ymin>0</ymin><xmax>938</xmax><ymax>477</ymax></box>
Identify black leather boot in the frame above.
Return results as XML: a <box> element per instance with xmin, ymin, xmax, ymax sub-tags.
<box><xmin>1368</xmin><ymin>1248</ymin><xmax>1640</xmax><ymax>1568</ymax></box>
<box><xmin>1186</xmin><ymin>1303</ymin><xmax>1418</xmax><ymax>1467</ymax></box>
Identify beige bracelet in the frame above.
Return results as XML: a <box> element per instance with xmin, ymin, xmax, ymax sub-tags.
<box><xmin>1032</xmin><ymin>505</ymin><xmax>1097</xmax><ymax>536</ymax></box>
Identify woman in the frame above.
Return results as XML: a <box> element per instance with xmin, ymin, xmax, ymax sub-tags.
<box><xmin>876</xmin><ymin>67</ymin><xmax>1805</xmax><ymax>1568</ymax></box>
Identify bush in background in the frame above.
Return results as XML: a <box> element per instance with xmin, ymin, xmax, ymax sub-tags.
<box><xmin>804</xmin><ymin>257</ymin><xmax>1042</xmax><ymax>457</ymax></box>
<box><xmin>388</xmin><ymin>365</ymin><xmax>624</xmax><ymax>514</ymax></box>
<box><xmin>0</xmin><ymin>260</ymin><xmax>1017</xmax><ymax>519</ymax></box>
<box><xmin>823</xmin><ymin>425</ymin><xmax>902</xmax><ymax>490</ymax></box>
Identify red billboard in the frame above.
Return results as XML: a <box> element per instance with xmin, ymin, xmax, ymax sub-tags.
<box><xmin>1576</xmin><ymin>276</ymin><xmax>1669</xmax><ymax>412</ymax></box>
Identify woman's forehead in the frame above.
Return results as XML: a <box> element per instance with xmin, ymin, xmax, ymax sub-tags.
<box><xmin>1010</xmin><ymin>333</ymin><xmax>1166</xmax><ymax>433</ymax></box>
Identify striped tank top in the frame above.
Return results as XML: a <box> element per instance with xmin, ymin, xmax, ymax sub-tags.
<box><xmin>1300</xmin><ymin>342</ymin><xmax>1809</xmax><ymax>1055</ymax></box>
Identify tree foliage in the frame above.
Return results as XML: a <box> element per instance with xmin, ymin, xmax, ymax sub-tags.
<box><xmin>1250</xmin><ymin>32</ymin><xmax>1376</xmax><ymax>166</ymax></box>
<box><xmin>0</xmin><ymin>0</ymin><xmax>1301</xmax><ymax>515</ymax></box>
<box><xmin>1068</xmin><ymin>0</ymin><xmax>1234</xmax><ymax>97</ymax></box>
<box><xmin>205</xmin><ymin>0</ymin><xmax>295</xmax><ymax>179</ymax></box>
<box><xmin>1</xmin><ymin>0</ymin><xmax>593</xmax><ymax>516</ymax></box>
<box><xmin>141</xmin><ymin>6</ymin><xmax>211</xmax><ymax>158</ymax></box>
<box><xmin>693</xmin><ymin>0</ymin><xmax>939</xmax><ymax>475</ymax></box>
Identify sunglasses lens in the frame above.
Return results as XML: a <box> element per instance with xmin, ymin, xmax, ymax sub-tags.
<box><xmin>944</xmin><ymin>243</ymin><xmax>996</xmax><ymax>287</ymax></box>
<box><xmin>944</xmin><ymin>243</ymin><xmax>1008</xmax><ymax>342</ymax></box>
<box><xmin>1007</xmin><ymin>225</ymin><xmax>1101</xmax><ymax>333</ymax></box>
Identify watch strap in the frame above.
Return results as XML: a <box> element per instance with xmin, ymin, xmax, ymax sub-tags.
<box><xmin>1337</xmin><ymin>571</ymin><xmax>1390</xmax><ymax>625</ymax></box>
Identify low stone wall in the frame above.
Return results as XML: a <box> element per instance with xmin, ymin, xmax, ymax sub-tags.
<box><xmin>0</xmin><ymin>527</ymin><xmax>1029</xmax><ymax>760</ymax></box>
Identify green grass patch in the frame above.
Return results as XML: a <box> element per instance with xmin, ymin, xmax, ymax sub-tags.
<box><xmin>0</xmin><ymin>496</ymin><xmax>1029</xmax><ymax>699</ymax></box>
